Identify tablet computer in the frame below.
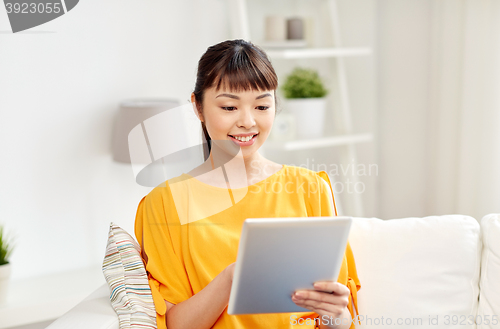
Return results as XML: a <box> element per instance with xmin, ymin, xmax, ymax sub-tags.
<box><xmin>227</xmin><ymin>216</ymin><xmax>352</xmax><ymax>315</ymax></box>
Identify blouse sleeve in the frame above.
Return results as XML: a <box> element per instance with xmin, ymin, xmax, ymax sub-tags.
<box><xmin>316</xmin><ymin>171</ymin><xmax>361</xmax><ymax>329</ymax></box>
<box><xmin>134</xmin><ymin>188</ymin><xmax>194</xmax><ymax>329</ymax></box>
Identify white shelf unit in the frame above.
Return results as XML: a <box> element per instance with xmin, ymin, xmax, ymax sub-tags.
<box><xmin>266</xmin><ymin>133</ymin><xmax>373</xmax><ymax>152</ymax></box>
<box><xmin>228</xmin><ymin>0</ymin><xmax>373</xmax><ymax>217</ymax></box>
<box><xmin>264</xmin><ymin>47</ymin><xmax>372</xmax><ymax>59</ymax></box>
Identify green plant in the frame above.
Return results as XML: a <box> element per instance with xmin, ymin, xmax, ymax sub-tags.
<box><xmin>0</xmin><ymin>225</ymin><xmax>13</xmax><ymax>266</ymax></box>
<box><xmin>282</xmin><ymin>67</ymin><xmax>328</xmax><ymax>99</ymax></box>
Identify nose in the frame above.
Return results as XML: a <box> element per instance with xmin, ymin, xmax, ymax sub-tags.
<box><xmin>236</xmin><ymin>108</ymin><xmax>256</xmax><ymax>129</ymax></box>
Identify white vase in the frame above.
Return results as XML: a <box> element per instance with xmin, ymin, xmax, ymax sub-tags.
<box><xmin>286</xmin><ymin>98</ymin><xmax>327</xmax><ymax>139</ymax></box>
<box><xmin>0</xmin><ymin>263</ymin><xmax>11</xmax><ymax>304</ymax></box>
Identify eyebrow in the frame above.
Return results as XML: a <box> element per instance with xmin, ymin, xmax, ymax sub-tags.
<box><xmin>215</xmin><ymin>93</ymin><xmax>273</xmax><ymax>100</ymax></box>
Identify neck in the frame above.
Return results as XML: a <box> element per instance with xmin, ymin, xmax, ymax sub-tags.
<box><xmin>206</xmin><ymin>146</ymin><xmax>271</xmax><ymax>187</ymax></box>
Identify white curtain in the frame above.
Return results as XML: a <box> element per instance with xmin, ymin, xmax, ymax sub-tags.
<box><xmin>427</xmin><ymin>0</ymin><xmax>500</xmax><ymax>220</ymax></box>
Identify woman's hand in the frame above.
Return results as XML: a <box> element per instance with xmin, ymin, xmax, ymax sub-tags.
<box><xmin>224</xmin><ymin>262</ymin><xmax>236</xmax><ymax>283</ymax></box>
<box><xmin>292</xmin><ymin>281</ymin><xmax>351</xmax><ymax>328</ymax></box>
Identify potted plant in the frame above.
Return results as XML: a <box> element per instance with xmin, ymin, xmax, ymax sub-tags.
<box><xmin>0</xmin><ymin>225</ymin><xmax>14</xmax><ymax>303</ymax></box>
<box><xmin>282</xmin><ymin>67</ymin><xmax>328</xmax><ymax>139</ymax></box>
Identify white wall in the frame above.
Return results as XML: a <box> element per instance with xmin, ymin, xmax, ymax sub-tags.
<box><xmin>376</xmin><ymin>0</ymin><xmax>433</xmax><ymax>219</ymax></box>
<box><xmin>0</xmin><ymin>0</ymin><xmax>229</xmax><ymax>280</ymax></box>
<box><xmin>376</xmin><ymin>0</ymin><xmax>500</xmax><ymax>220</ymax></box>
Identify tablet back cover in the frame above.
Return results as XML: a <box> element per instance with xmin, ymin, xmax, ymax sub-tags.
<box><xmin>227</xmin><ymin>216</ymin><xmax>351</xmax><ymax>315</ymax></box>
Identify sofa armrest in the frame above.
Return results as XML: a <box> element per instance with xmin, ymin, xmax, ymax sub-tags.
<box><xmin>46</xmin><ymin>283</ymin><xmax>118</xmax><ymax>329</ymax></box>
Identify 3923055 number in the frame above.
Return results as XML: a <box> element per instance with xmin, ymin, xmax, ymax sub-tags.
<box><xmin>5</xmin><ymin>2</ymin><xmax>62</xmax><ymax>14</ymax></box>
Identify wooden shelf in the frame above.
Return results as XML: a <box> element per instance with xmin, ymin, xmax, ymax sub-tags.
<box><xmin>264</xmin><ymin>47</ymin><xmax>372</xmax><ymax>59</ymax></box>
<box><xmin>265</xmin><ymin>133</ymin><xmax>373</xmax><ymax>151</ymax></box>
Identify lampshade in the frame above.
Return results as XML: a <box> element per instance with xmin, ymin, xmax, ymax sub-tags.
<box><xmin>112</xmin><ymin>99</ymin><xmax>180</xmax><ymax>163</ymax></box>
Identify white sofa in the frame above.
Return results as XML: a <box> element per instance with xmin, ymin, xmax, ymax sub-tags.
<box><xmin>46</xmin><ymin>214</ymin><xmax>500</xmax><ymax>329</ymax></box>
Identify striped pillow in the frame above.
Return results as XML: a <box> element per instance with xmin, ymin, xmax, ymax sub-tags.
<box><xmin>102</xmin><ymin>222</ymin><xmax>157</xmax><ymax>328</ymax></box>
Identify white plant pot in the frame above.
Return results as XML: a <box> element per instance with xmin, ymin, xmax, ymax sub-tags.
<box><xmin>0</xmin><ymin>263</ymin><xmax>11</xmax><ymax>304</ymax></box>
<box><xmin>286</xmin><ymin>98</ymin><xmax>327</xmax><ymax>139</ymax></box>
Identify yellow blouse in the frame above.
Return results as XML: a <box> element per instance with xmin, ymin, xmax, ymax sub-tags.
<box><xmin>134</xmin><ymin>164</ymin><xmax>361</xmax><ymax>329</ymax></box>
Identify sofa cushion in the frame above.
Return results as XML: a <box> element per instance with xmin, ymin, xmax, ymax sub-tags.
<box><xmin>349</xmin><ymin>215</ymin><xmax>481</xmax><ymax>329</ymax></box>
<box><xmin>477</xmin><ymin>214</ymin><xmax>500</xmax><ymax>329</ymax></box>
<box><xmin>102</xmin><ymin>223</ymin><xmax>157</xmax><ymax>329</ymax></box>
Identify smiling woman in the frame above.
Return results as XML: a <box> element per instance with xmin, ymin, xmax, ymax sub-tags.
<box><xmin>134</xmin><ymin>39</ymin><xmax>361</xmax><ymax>329</ymax></box>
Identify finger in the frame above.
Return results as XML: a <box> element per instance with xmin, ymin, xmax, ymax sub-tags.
<box><xmin>294</xmin><ymin>294</ymin><xmax>346</xmax><ymax>317</ymax></box>
<box><xmin>313</xmin><ymin>281</ymin><xmax>350</xmax><ymax>296</ymax></box>
<box><xmin>292</xmin><ymin>296</ymin><xmax>344</xmax><ymax>315</ymax></box>
<box><xmin>292</xmin><ymin>290</ymin><xmax>349</xmax><ymax>309</ymax></box>
<box><xmin>293</xmin><ymin>290</ymin><xmax>334</xmax><ymax>303</ymax></box>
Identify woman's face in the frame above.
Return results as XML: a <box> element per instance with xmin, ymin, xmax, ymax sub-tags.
<box><xmin>192</xmin><ymin>86</ymin><xmax>276</xmax><ymax>159</ymax></box>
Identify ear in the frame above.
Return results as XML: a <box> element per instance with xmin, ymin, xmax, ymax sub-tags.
<box><xmin>191</xmin><ymin>93</ymin><xmax>204</xmax><ymax>122</ymax></box>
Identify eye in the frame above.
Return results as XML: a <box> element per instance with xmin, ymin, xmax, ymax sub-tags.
<box><xmin>221</xmin><ymin>107</ymin><xmax>236</xmax><ymax>111</ymax></box>
<box><xmin>256</xmin><ymin>106</ymin><xmax>269</xmax><ymax>111</ymax></box>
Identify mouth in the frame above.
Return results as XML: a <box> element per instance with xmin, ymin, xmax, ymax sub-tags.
<box><xmin>228</xmin><ymin>133</ymin><xmax>259</xmax><ymax>145</ymax></box>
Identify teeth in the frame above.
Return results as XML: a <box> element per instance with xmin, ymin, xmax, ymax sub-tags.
<box><xmin>233</xmin><ymin>135</ymin><xmax>254</xmax><ymax>142</ymax></box>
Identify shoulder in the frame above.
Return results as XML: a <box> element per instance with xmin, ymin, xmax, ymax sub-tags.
<box><xmin>282</xmin><ymin>165</ymin><xmax>329</xmax><ymax>183</ymax></box>
<box><xmin>283</xmin><ymin>165</ymin><xmax>333</xmax><ymax>197</ymax></box>
<box><xmin>136</xmin><ymin>176</ymin><xmax>186</xmax><ymax>226</ymax></box>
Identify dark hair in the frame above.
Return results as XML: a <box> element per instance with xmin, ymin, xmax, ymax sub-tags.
<box><xmin>192</xmin><ymin>39</ymin><xmax>279</xmax><ymax>159</ymax></box>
